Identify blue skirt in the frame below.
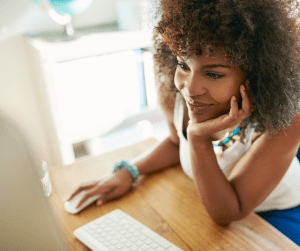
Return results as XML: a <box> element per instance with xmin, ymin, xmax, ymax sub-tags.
<box><xmin>256</xmin><ymin>204</ymin><xmax>300</xmax><ymax>246</ymax></box>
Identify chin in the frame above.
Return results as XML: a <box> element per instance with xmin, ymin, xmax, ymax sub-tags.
<box><xmin>188</xmin><ymin>108</ymin><xmax>229</xmax><ymax>124</ymax></box>
<box><xmin>188</xmin><ymin>110</ymin><xmax>212</xmax><ymax>123</ymax></box>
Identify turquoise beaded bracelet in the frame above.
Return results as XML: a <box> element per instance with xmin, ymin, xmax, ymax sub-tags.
<box><xmin>112</xmin><ymin>160</ymin><xmax>139</xmax><ymax>186</ymax></box>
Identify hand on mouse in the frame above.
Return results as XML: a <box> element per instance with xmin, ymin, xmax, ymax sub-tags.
<box><xmin>66</xmin><ymin>168</ymin><xmax>133</xmax><ymax>209</ymax></box>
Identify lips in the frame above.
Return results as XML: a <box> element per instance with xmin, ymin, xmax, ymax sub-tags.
<box><xmin>186</xmin><ymin>99</ymin><xmax>213</xmax><ymax>113</ymax></box>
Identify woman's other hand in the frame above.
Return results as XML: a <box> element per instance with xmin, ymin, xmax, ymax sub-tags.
<box><xmin>66</xmin><ymin>168</ymin><xmax>133</xmax><ymax>209</ymax></box>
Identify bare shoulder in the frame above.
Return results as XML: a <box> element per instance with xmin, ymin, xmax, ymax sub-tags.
<box><xmin>252</xmin><ymin>112</ymin><xmax>300</xmax><ymax>145</ymax></box>
<box><xmin>250</xmin><ymin>112</ymin><xmax>300</xmax><ymax>160</ymax></box>
<box><xmin>268</xmin><ymin>112</ymin><xmax>300</xmax><ymax>148</ymax></box>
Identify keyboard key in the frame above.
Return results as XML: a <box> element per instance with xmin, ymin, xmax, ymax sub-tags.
<box><xmin>141</xmin><ymin>243</ymin><xmax>150</xmax><ymax>250</ymax></box>
<box><xmin>100</xmin><ymin>232</ymin><xmax>108</xmax><ymax>237</ymax></box>
<box><xmin>140</xmin><ymin>228</ymin><xmax>171</xmax><ymax>248</ymax></box>
<box><xmin>108</xmin><ymin>246</ymin><xmax>118</xmax><ymax>251</ymax></box>
<box><xmin>119</xmin><ymin>237</ymin><xmax>127</xmax><ymax>243</ymax></box>
<box><xmin>128</xmin><ymin>228</ymin><xmax>135</xmax><ymax>233</ymax></box>
<box><xmin>130</xmin><ymin>236</ymin><xmax>138</xmax><ymax>242</ymax></box>
<box><xmin>120</xmin><ymin>229</ymin><xmax>127</xmax><ymax>235</ymax></box>
<box><xmin>139</xmin><ymin>234</ymin><xmax>147</xmax><ymax>241</ymax></box>
<box><xmin>105</xmin><ymin>235</ymin><xmax>113</xmax><ymax>241</ymax></box>
<box><xmin>115</xmin><ymin>243</ymin><xmax>123</xmax><ymax>249</ymax></box>
<box><xmin>111</xmin><ymin>240</ymin><xmax>120</xmax><ymax>246</ymax></box>
<box><xmin>135</xmin><ymin>239</ymin><xmax>144</xmax><ymax>246</ymax></box>
<box><xmin>125</xmin><ymin>240</ymin><xmax>133</xmax><ymax>247</ymax></box>
<box><xmin>115</xmin><ymin>233</ymin><xmax>122</xmax><ymax>239</ymax></box>
<box><xmin>133</xmin><ymin>231</ymin><xmax>141</xmax><ymax>237</ymax></box>
<box><xmin>103</xmin><ymin>241</ymin><xmax>110</xmax><ymax>247</ymax></box>
<box><xmin>124</xmin><ymin>233</ymin><xmax>132</xmax><ymax>238</ymax></box>
<box><xmin>131</xmin><ymin>244</ymin><xmax>139</xmax><ymax>250</ymax></box>
<box><xmin>151</xmin><ymin>242</ymin><xmax>159</xmax><ymax>248</ymax></box>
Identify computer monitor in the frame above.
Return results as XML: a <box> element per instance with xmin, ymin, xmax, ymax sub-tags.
<box><xmin>0</xmin><ymin>113</ymin><xmax>68</xmax><ymax>251</ymax></box>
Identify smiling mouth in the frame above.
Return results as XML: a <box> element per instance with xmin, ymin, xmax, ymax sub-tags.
<box><xmin>186</xmin><ymin>101</ymin><xmax>213</xmax><ymax>113</ymax></box>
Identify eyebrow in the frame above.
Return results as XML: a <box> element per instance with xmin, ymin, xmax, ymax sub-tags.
<box><xmin>200</xmin><ymin>64</ymin><xmax>231</xmax><ymax>69</ymax></box>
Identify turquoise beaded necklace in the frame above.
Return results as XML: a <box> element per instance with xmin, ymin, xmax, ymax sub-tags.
<box><xmin>213</xmin><ymin>127</ymin><xmax>241</xmax><ymax>147</ymax></box>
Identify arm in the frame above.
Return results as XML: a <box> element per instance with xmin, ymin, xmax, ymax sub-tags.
<box><xmin>131</xmin><ymin>95</ymin><xmax>180</xmax><ymax>175</ymax></box>
<box><xmin>188</xmin><ymin>85</ymin><xmax>300</xmax><ymax>225</ymax></box>
<box><xmin>67</xmin><ymin>92</ymin><xmax>181</xmax><ymax>207</ymax></box>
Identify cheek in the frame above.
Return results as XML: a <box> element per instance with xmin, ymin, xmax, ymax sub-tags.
<box><xmin>210</xmin><ymin>85</ymin><xmax>238</xmax><ymax>103</ymax></box>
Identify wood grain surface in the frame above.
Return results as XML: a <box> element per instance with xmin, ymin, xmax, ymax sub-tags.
<box><xmin>48</xmin><ymin>138</ymin><xmax>300</xmax><ymax>250</ymax></box>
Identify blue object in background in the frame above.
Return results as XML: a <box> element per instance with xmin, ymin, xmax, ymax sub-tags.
<box><xmin>49</xmin><ymin>0</ymin><xmax>94</xmax><ymax>16</ymax></box>
<box><xmin>33</xmin><ymin>0</ymin><xmax>93</xmax><ymax>16</ymax></box>
<box><xmin>32</xmin><ymin>0</ymin><xmax>43</xmax><ymax>4</ymax></box>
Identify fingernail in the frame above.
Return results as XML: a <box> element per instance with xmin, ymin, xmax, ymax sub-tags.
<box><xmin>241</xmin><ymin>85</ymin><xmax>246</xmax><ymax>91</ymax></box>
<box><xmin>97</xmin><ymin>201</ymin><xmax>103</xmax><ymax>206</ymax></box>
<box><xmin>233</xmin><ymin>96</ymin><xmax>236</xmax><ymax>101</ymax></box>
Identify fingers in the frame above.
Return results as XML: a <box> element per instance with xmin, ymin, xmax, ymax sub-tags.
<box><xmin>229</xmin><ymin>84</ymin><xmax>251</xmax><ymax>123</ymax></box>
<box><xmin>96</xmin><ymin>187</ymin><xmax>127</xmax><ymax>206</ymax></box>
<box><xmin>229</xmin><ymin>96</ymin><xmax>239</xmax><ymax>120</ymax></box>
<box><xmin>240</xmin><ymin>83</ymin><xmax>251</xmax><ymax>116</ymax></box>
<box><xmin>66</xmin><ymin>181</ymin><xmax>99</xmax><ymax>201</ymax></box>
<box><xmin>76</xmin><ymin>184</ymin><xmax>112</xmax><ymax>209</ymax></box>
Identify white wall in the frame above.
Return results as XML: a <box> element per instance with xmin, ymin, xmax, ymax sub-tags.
<box><xmin>0</xmin><ymin>0</ymin><xmax>119</xmax><ymax>166</ymax></box>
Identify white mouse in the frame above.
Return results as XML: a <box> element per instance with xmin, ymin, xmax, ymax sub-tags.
<box><xmin>64</xmin><ymin>191</ymin><xmax>102</xmax><ymax>214</ymax></box>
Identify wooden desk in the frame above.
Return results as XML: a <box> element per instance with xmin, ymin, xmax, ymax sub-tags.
<box><xmin>49</xmin><ymin>138</ymin><xmax>300</xmax><ymax>250</ymax></box>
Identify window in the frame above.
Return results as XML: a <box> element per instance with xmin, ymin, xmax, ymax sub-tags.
<box><xmin>51</xmin><ymin>49</ymin><xmax>154</xmax><ymax>137</ymax></box>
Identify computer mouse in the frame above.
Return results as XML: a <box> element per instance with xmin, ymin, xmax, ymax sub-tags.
<box><xmin>64</xmin><ymin>191</ymin><xmax>102</xmax><ymax>214</ymax></box>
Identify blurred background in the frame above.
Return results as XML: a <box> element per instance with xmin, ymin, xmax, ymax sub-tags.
<box><xmin>0</xmin><ymin>0</ymin><xmax>168</xmax><ymax>166</ymax></box>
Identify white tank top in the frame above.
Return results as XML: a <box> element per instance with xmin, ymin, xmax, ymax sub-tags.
<box><xmin>174</xmin><ymin>93</ymin><xmax>300</xmax><ymax>212</ymax></box>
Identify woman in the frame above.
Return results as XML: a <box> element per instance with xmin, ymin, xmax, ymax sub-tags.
<box><xmin>68</xmin><ymin>0</ymin><xmax>300</xmax><ymax>245</ymax></box>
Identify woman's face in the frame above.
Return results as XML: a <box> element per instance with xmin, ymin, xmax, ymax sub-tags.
<box><xmin>174</xmin><ymin>50</ymin><xmax>247</xmax><ymax>123</ymax></box>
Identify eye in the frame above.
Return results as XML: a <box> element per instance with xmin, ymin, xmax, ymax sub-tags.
<box><xmin>206</xmin><ymin>72</ymin><xmax>225</xmax><ymax>79</ymax></box>
<box><xmin>177</xmin><ymin>62</ymin><xmax>190</xmax><ymax>71</ymax></box>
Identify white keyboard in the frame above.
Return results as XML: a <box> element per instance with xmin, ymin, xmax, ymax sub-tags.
<box><xmin>74</xmin><ymin>209</ymin><xmax>183</xmax><ymax>251</ymax></box>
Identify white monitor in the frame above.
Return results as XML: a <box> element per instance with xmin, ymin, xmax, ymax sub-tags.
<box><xmin>0</xmin><ymin>113</ymin><xmax>68</xmax><ymax>251</ymax></box>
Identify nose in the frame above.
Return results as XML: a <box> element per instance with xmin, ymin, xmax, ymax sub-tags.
<box><xmin>182</xmin><ymin>73</ymin><xmax>206</xmax><ymax>97</ymax></box>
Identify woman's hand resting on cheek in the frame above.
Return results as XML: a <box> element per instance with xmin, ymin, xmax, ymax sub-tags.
<box><xmin>66</xmin><ymin>168</ymin><xmax>133</xmax><ymax>209</ymax></box>
<box><xmin>187</xmin><ymin>83</ymin><xmax>253</xmax><ymax>141</ymax></box>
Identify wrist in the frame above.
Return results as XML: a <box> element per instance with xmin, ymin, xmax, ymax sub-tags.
<box><xmin>187</xmin><ymin>131</ymin><xmax>213</xmax><ymax>151</ymax></box>
<box><xmin>187</xmin><ymin>129</ymin><xmax>212</xmax><ymax>143</ymax></box>
<box><xmin>112</xmin><ymin>160</ymin><xmax>140</xmax><ymax>186</ymax></box>
<box><xmin>186</xmin><ymin>121</ymin><xmax>212</xmax><ymax>141</ymax></box>
<box><xmin>117</xmin><ymin>167</ymin><xmax>133</xmax><ymax>181</ymax></box>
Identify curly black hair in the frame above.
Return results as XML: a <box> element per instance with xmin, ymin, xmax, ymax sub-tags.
<box><xmin>152</xmin><ymin>0</ymin><xmax>300</xmax><ymax>134</ymax></box>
